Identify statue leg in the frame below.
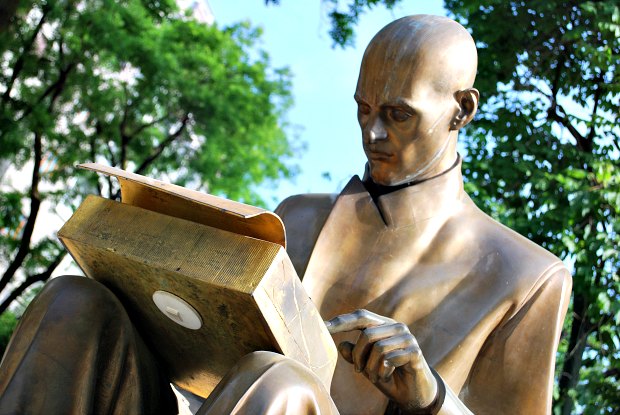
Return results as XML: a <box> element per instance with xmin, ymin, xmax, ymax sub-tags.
<box><xmin>197</xmin><ymin>351</ymin><xmax>339</xmax><ymax>415</ymax></box>
<box><xmin>0</xmin><ymin>275</ymin><xmax>177</xmax><ymax>415</ymax></box>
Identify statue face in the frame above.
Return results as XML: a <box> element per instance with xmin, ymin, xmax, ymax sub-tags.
<box><xmin>354</xmin><ymin>15</ymin><xmax>479</xmax><ymax>186</ymax></box>
<box><xmin>355</xmin><ymin>65</ymin><xmax>458</xmax><ymax>186</ymax></box>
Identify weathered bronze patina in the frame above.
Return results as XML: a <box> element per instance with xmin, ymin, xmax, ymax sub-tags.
<box><xmin>277</xmin><ymin>14</ymin><xmax>571</xmax><ymax>414</ymax></box>
<box><xmin>58</xmin><ymin>194</ymin><xmax>336</xmax><ymax>397</ymax></box>
<box><xmin>0</xmin><ymin>14</ymin><xmax>570</xmax><ymax>415</ymax></box>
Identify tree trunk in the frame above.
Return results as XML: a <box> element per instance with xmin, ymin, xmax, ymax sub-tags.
<box><xmin>0</xmin><ymin>132</ymin><xmax>43</xmax><ymax>294</ymax></box>
<box><xmin>557</xmin><ymin>293</ymin><xmax>591</xmax><ymax>415</ymax></box>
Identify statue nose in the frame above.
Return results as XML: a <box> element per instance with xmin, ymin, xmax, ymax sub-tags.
<box><xmin>368</xmin><ymin>117</ymin><xmax>387</xmax><ymax>143</ymax></box>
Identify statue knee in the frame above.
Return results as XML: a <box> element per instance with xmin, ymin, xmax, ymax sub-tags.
<box><xmin>237</xmin><ymin>351</ymin><xmax>289</xmax><ymax>368</ymax></box>
<box><xmin>198</xmin><ymin>352</ymin><xmax>335</xmax><ymax>415</ymax></box>
<box><xmin>2</xmin><ymin>276</ymin><xmax>132</xmax><ymax>372</ymax></box>
<box><xmin>34</xmin><ymin>275</ymin><xmax>126</xmax><ymax>323</ymax></box>
<box><xmin>236</xmin><ymin>351</ymin><xmax>324</xmax><ymax>387</ymax></box>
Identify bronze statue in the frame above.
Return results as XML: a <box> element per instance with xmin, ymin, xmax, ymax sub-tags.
<box><xmin>0</xmin><ymin>15</ymin><xmax>570</xmax><ymax>415</ymax></box>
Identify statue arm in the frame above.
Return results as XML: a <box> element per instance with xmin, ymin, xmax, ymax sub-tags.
<box><xmin>275</xmin><ymin>193</ymin><xmax>336</xmax><ymax>277</ymax></box>
<box><xmin>461</xmin><ymin>266</ymin><xmax>572</xmax><ymax>414</ymax></box>
<box><xmin>327</xmin><ymin>266</ymin><xmax>571</xmax><ymax>415</ymax></box>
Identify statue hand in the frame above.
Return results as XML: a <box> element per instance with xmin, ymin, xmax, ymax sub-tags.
<box><xmin>326</xmin><ymin>309</ymin><xmax>438</xmax><ymax>413</ymax></box>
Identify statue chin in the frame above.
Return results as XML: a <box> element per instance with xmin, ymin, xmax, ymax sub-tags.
<box><xmin>366</xmin><ymin>160</ymin><xmax>418</xmax><ymax>187</ymax></box>
<box><xmin>369</xmin><ymin>170</ymin><xmax>408</xmax><ymax>187</ymax></box>
<box><xmin>366</xmin><ymin>164</ymin><xmax>398</xmax><ymax>186</ymax></box>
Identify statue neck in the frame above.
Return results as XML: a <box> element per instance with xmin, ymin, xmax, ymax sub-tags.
<box><xmin>362</xmin><ymin>155</ymin><xmax>461</xmax><ymax>205</ymax></box>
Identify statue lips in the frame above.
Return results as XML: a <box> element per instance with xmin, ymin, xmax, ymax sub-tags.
<box><xmin>364</xmin><ymin>146</ymin><xmax>393</xmax><ymax>162</ymax></box>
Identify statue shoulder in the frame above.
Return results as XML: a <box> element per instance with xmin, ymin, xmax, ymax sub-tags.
<box><xmin>275</xmin><ymin>193</ymin><xmax>338</xmax><ymax>224</ymax></box>
<box><xmin>275</xmin><ymin>193</ymin><xmax>338</xmax><ymax>277</ymax></box>
<box><xmin>458</xmin><ymin>199</ymin><xmax>572</xmax><ymax>415</ymax></box>
<box><xmin>459</xmin><ymin>195</ymin><xmax>571</xmax><ymax>300</ymax></box>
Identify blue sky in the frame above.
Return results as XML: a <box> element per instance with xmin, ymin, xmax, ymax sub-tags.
<box><xmin>207</xmin><ymin>1</ymin><xmax>446</xmax><ymax>209</ymax></box>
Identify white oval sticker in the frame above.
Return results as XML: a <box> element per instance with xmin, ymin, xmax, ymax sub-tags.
<box><xmin>152</xmin><ymin>290</ymin><xmax>202</xmax><ymax>330</ymax></box>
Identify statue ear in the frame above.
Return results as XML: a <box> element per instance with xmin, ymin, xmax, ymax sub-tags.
<box><xmin>450</xmin><ymin>88</ymin><xmax>479</xmax><ymax>130</ymax></box>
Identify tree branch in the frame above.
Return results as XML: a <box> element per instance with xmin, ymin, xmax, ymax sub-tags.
<box><xmin>48</xmin><ymin>64</ymin><xmax>74</xmax><ymax>106</ymax></box>
<box><xmin>0</xmin><ymin>59</ymin><xmax>71</xmax><ymax>294</ymax></box>
<box><xmin>116</xmin><ymin>114</ymin><xmax>169</xmax><ymax>172</ymax></box>
<box><xmin>531</xmin><ymin>83</ymin><xmax>553</xmax><ymax>100</ymax></box>
<box><xmin>547</xmin><ymin>104</ymin><xmax>591</xmax><ymax>153</ymax></box>
<box><xmin>130</xmin><ymin>115</ymin><xmax>167</xmax><ymax>137</ymax></box>
<box><xmin>550</xmin><ymin>53</ymin><xmax>567</xmax><ymax>100</ymax></box>
<box><xmin>106</xmin><ymin>175</ymin><xmax>116</xmax><ymax>200</ymax></box>
<box><xmin>586</xmin><ymin>77</ymin><xmax>604</xmax><ymax>143</ymax></box>
<box><xmin>0</xmin><ymin>131</ymin><xmax>43</xmax><ymax>294</ymax></box>
<box><xmin>120</xmin><ymin>132</ymin><xmax>130</xmax><ymax>170</ymax></box>
<box><xmin>89</xmin><ymin>134</ymin><xmax>102</xmax><ymax>195</ymax></box>
<box><xmin>604</xmin><ymin>368</ymin><xmax>620</xmax><ymax>380</ymax></box>
<box><xmin>0</xmin><ymin>0</ymin><xmax>20</xmax><ymax>32</ymax></box>
<box><xmin>15</xmin><ymin>61</ymin><xmax>75</xmax><ymax>122</ymax></box>
<box><xmin>110</xmin><ymin>114</ymin><xmax>190</xmax><ymax>200</ymax></box>
<box><xmin>611</xmin><ymin>135</ymin><xmax>620</xmax><ymax>154</ymax></box>
<box><xmin>544</xmin><ymin>49</ymin><xmax>594</xmax><ymax>153</ymax></box>
<box><xmin>134</xmin><ymin>113</ymin><xmax>190</xmax><ymax>175</ymax></box>
<box><xmin>119</xmin><ymin>93</ymin><xmax>132</xmax><ymax>170</ymax></box>
<box><xmin>558</xmin><ymin>292</ymin><xmax>591</xmax><ymax>415</ymax></box>
<box><xmin>1</xmin><ymin>5</ymin><xmax>50</xmax><ymax>107</ymax></box>
<box><xmin>103</xmin><ymin>139</ymin><xmax>118</xmax><ymax>167</ymax></box>
<box><xmin>0</xmin><ymin>251</ymin><xmax>66</xmax><ymax>315</ymax></box>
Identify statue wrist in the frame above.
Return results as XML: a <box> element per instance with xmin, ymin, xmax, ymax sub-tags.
<box><xmin>391</xmin><ymin>367</ymin><xmax>447</xmax><ymax>415</ymax></box>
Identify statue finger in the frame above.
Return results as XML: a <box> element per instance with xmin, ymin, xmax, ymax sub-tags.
<box><xmin>365</xmin><ymin>333</ymin><xmax>414</xmax><ymax>383</ymax></box>
<box><xmin>385</xmin><ymin>348</ymin><xmax>416</xmax><ymax>368</ymax></box>
<box><xmin>338</xmin><ymin>341</ymin><xmax>355</xmax><ymax>365</ymax></box>
<box><xmin>378</xmin><ymin>359</ymin><xmax>396</xmax><ymax>382</ymax></box>
<box><xmin>377</xmin><ymin>344</ymin><xmax>425</xmax><ymax>383</ymax></box>
<box><xmin>325</xmin><ymin>309</ymin><xmax>394</xmax><ymax>334</ymax></box>
<box><xmin>352</xmin><ymin>322</ymin><xmax>409</xmax><ymax>373</ymax></box>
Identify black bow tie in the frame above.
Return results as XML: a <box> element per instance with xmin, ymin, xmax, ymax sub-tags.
<box><xmin>362</xmin><ymin>177</ymin><xmax>418</xmax><ymax>204</ymax></box>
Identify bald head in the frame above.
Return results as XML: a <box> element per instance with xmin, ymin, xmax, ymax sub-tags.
<box><xmin>354</xmin><ymin>15</ymin><xmax>479</xmax><ymax>185</ymax></box>
<box><xmin>357</xmin><ymin>15</ymin><xmax>477</xmax><ymax>99</ymax></box>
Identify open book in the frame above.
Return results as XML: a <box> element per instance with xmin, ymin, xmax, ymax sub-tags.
<box><xmin>57</xmin><ymin>164</ymin><xmax>337</xmax><ymax>398</ymax></box>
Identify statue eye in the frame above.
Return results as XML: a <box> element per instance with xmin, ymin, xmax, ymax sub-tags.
<box><xmin>389</xmin><ymin>108</ymin><xmax>412</xmax><ymax>122</ymax></box>
<box><xmin>357</xmin><ymin>103</ymin><xmax>371</xmax><ymax>115</ymax></box>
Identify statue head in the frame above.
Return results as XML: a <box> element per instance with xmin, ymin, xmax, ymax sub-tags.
<box><xmin>355</xmin><ymin>15</ymin><xmax>479</xmax><ymax>185</ymax></box>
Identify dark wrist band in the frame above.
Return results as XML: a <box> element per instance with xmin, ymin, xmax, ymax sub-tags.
<box><xmin>386</xmin><ymin>367</ymin><xmax>447</xmax><ymax>415</ymax></box>
<box><xmin>413</xmin><ymin>367</ymin><xmax>446</xmax><ymax>415</ymax></box>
